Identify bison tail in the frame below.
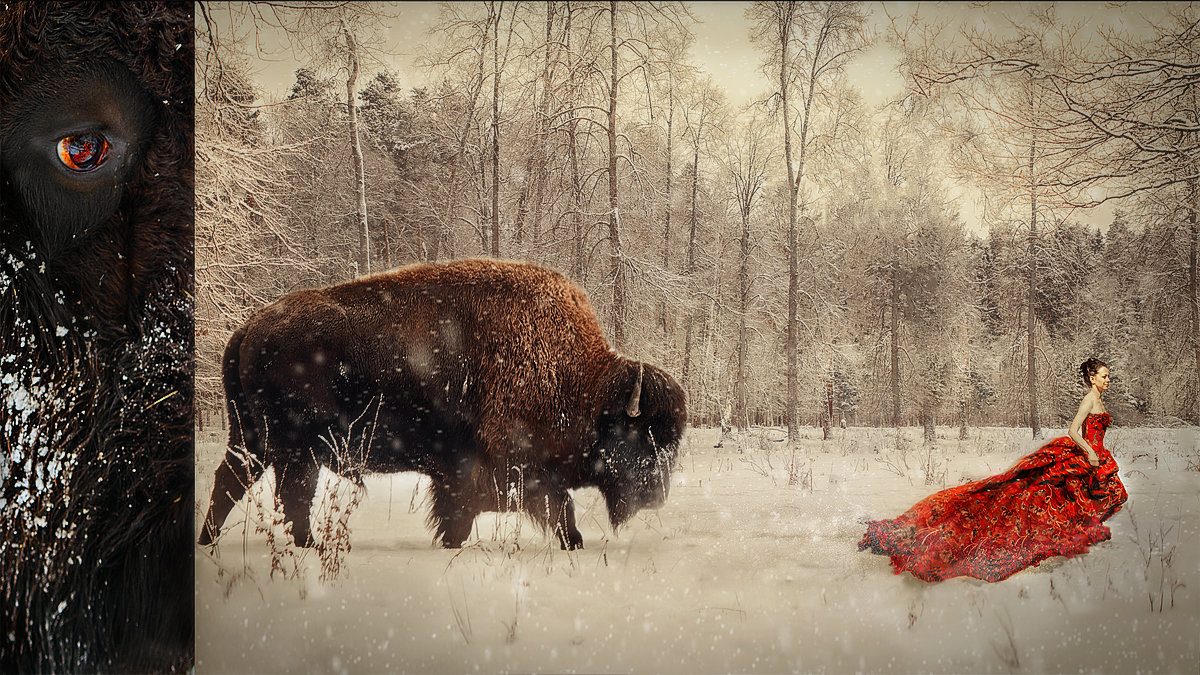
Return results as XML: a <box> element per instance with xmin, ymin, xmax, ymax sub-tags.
<box><xmin>222</xmin><ymin>325</ymin><xmax>261</xmax><ymax>457</ymax></box>
<box><xmin>198</xmin><ymin>326</ymin><xmax>266</xmax><ymax>545</ymax></box>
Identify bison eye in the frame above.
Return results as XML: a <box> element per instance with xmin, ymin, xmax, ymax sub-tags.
<box><xmin>56</xmin><ymin>133</ymin><xmax>111</xmax><ymax>172</ymax></box>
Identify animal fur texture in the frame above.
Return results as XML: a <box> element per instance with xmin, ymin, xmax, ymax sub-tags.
<box><xmin>200</xmin><ymin>259</ymin><xmax>687</xmax><ymax>552</ymax></box>
<box><xmin>0</xmin><ymin>2</ymin><xmax>194</xmax><ymax>671</ymax></box>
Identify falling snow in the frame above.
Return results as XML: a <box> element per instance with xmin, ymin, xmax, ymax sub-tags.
<box><xmin>197</xmin><ymin>425</ymin><xmax>1198</xmax><ymax>673</ymax></box>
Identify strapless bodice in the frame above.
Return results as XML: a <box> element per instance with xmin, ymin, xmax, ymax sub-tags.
<box><xmin>1083</xmin><ymin>412</ymin><xmax>1110</xmax><ymax>448</ymax></box>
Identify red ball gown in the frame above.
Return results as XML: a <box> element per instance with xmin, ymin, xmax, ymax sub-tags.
<box><xmin>859</xmin><ymin>413</ymin><xmax>1128</xmax><ymax>582</ymax></box>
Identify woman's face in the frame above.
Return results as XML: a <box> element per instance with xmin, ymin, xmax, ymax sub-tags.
<box><xmin>1090</xmin><ymin>366</ymin><xmax>1111</xmax><ymax>393</ymax></box>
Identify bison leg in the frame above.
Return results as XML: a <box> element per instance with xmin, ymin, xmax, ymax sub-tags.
<box><xmin>276</xmin><ymin>458</ymin><xmax>321</xmax><ymax>548</ymax></box>
<box><xmin>198</xmin><ymin>449</ymin><xmax>266</xmax><ymax>545</ymax></box>
<box><xmin>428</xmin><ymin>475</ymin><xmax>478</xmax><ymax>548</ymax></box>
<box><xmin>526</xmin><ymin>486</ymin><xmax>584</xmax><ymax>551</ymax></box>
<box><xmin>551</xmin><ymin>491</ymin><xmax>584</xmax><ymax>551</ymax></box>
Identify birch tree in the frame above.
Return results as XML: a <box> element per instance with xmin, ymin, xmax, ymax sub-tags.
<box><xmin>721</xmin><ymin>113</ymin><xmax>775</xmax><ymax>430</ymax></box>
<box><xmin>749</xmin><ymin>0</ymin><xmax>867</xmax><ymax>441</ymax></box>
<box><xmin>679</xmin><ymin>76</ymin><xmax>728</xmax><ymax>391</ymax></box>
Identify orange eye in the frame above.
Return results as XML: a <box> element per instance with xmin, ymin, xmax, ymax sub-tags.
<box><xmin>56</xmin><ymin>133</ymin><xmax>111</xmax><ymax>171</ymax></box>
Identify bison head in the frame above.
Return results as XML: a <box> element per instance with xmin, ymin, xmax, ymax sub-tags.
<box><xmin>2</xmin><ymin>59</ymin><xmax>157</xmax><ymax>262</ymax></box>
<box><xmin>590</xmin><ymin>360</ymin><xmax>687</xmax><ymax>529</ymax></box>
<box><xmin>0</xmin><ymin>3</ymin><xmax>193</xmax><ymax>671</ymax></box>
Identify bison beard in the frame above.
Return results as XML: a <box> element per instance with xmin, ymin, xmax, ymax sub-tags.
<box><xmin>0</xmin><ymin>3</ymin><xmax>194</xmax><ymax>672</ymax></box>
<box><xmin>200</xmin><ymin>260</ymin><xmax>687</xmax><ymax>552</ymax></box>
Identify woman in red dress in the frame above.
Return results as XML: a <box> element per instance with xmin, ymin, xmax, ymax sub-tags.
<box><xmin>859</xmin><ymin>359</ymin><xmax>1128</xmax><ymax>582</ymax></box>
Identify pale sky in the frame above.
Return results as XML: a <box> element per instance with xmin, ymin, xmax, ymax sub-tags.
<box><xmin>208</xmin><ymin>1</ymin><xmax>1184</xmax><ymax>234</ymax></box>
<box><xmin>218</xmin><ymin>2</ymin><xmax>907</xmax><ymax>107</ymax></box>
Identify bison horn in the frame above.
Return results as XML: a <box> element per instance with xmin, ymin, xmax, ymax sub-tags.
<box><xmin>626</xmin><ymin>363</ymin><xmax>643</xmax><ymax>418</ymax></box>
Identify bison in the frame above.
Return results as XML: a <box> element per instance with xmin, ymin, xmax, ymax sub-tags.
<box><xmin>200</xmin><ymin>259</ymin><xmax>687</xmax><ymax>551</ymax></box>
<box><xmin>0</xmin><ymin>2</ymin><xmax>193</xmax><ymax>672</ymax></box>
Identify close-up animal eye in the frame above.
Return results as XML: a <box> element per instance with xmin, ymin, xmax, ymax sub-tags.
<box><xmin>56</xmin><ymin>133</ymin><xmax>111</xmax><ymax>171</ymax></box>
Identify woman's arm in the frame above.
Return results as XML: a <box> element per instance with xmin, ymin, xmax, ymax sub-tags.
<box><xmin>1067</xmin><ymin>393</ymin><xmax>1100</xmax><ymax>467</ymax></box>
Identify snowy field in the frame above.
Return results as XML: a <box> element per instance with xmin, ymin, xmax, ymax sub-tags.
<box><xmin>195</xmin><ymin>424</ymin><xmax>1199</xmax><ymax>674</ymax></box>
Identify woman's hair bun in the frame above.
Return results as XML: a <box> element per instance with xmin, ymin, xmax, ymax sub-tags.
<box><xmin>1081</xmin><ymin>358</ymin><xmax>1108</xmax><ymax>387</ymax></box>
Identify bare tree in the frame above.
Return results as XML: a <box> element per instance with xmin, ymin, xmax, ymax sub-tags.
<box><xmin>487</xmin><ymin>1</ymin><xmax>517</xmax><ymax>258</ymax></box>
<box><xmin>339</xmin><ymin>18</ymin><xmax>371</xmax><ymax>274</ymax></box>
<box><xmin>896</xmin><ymin>6</ymin><xmax>1098</xmax><ymax>436</ymax></box>
<box><xmin>750</xmin><ymin>0</ymin><xmax>867</xmax><ymax>441</ymax></box>
<box><xmin>195</xmin><ymin>4</ymin><xmax>334</xmax><ymax>412</ymax></box>
<box><xmin>420</xmin><ymin>4</ymin><xmax>504</xmax><ymax>260</ymax></box>
<box><xmin>721</xmin><ymin>113</ymin><xmax>775</xmax><ymax>430</ymax></box>
<box><xmin>605</xmin><ymin>0</ymin><xmax>627</xmax><ymax>348</ymax></box>
<box><xmin>679</xmin><ymin>76</ymin><xmax>728</xmax><ymax>392</ymax></box>
<box><xmin>222</xmin><ymin>3</ymin><xmax>398</xmax><ymax>275</ymax></box>
<box><xmin>196</xmin><ymin>2</ymin><xmax>1196</xmax><ymax>432</ymax></box>
<box><xmin>1043</xmin><ymin>7</ymin><xmax>1200</xmax><ymax>420</ymax></box>
<box><xmin>511</xmin><ymin>1</ymin><xmax>561</xmax><ymax>257</ymax></box>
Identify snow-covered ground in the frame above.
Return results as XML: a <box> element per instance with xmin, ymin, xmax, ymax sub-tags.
<box><xmin>196</xmin><ymin>424</ymin><xmax>1199</xmax><ymax>674</ymax></box>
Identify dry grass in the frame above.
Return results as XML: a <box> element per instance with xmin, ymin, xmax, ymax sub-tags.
<box><xmin>990</xmin><ymin>607</ymin><xmax>1021</xmax><ymax>670</ymax></box>
<box><xmin>921</xmin><ymin>441</ymin><xmax>948</xmax><ymax>487</ymax></box>
<box><xmin>1127</xmin><ymin>506</ymin><xmax>1186</xmax><ymax>612</ymax></box>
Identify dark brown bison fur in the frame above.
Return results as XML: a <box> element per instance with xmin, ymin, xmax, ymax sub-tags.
<box><xmin>200</xmin><ymin>259</ymin><xmax>687</xmax><ymax>552</ymax></box>
<box><xmin>0</xmin><ymin>2</ymin><xmax>193</xmax><ymax>672</ymax></box>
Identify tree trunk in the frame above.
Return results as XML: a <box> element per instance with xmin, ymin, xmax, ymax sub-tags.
<box><xmin>438</xmin><ymin>14</ymin><xmax>492</xmax><ymax>263</ymax></box>
<box><xmin>704</xmin><ymin>249</ymin><xmax>721</xmax><ymax>422</ymax></box>
<box><xmin>824</xmin><ymin>376</ymin><xmax>834</xmax><ymax>440</ymax></box>
<box><xmin>1189</xmin><ymin>173</ymin><xmax>1199</xmax><ymax>423</ymax></box>
<box><xmin>1188</xmin><ymin>84</ymin><xmax>1199</xmax><ymax>424</ymax></box>
<box><xmin>681</xmin><ymin>151</ymin><xmax>701</xmax><ymax>390</ymax></box>
<box><xmin>736</xmin><ymin>206</ymin><xmax>751</xmax><ymax>431</ymax></box>
<box><xmin>512</xmin><ymin>2</ymin><xmax>555</xmax><ymax>253</ymax></box>
<box><xmin>959</xmin><ymin>395</ymin><xmax>968</xmax><ymax>440</ymax></box>
<box><xmin>479</xmin><ymin>144</ymin><xmax>492</xmax><ymax>254</ymax></box>
<box><xmin>890</xmin><ymin>263</ymin><xmax>901</xmax><ymax>427</ymax></box>
<box><xmin>606</xmin><ymin>0</ymin><xmax>625</xmax><ymax>350</ymax></box>
<box><xmin>786</xmin><ymin>204</ymin><xmax>801</xmax><ymax>438</ymax></box>
<box><xmin>490</xmin><ymin>2</ymin><xmax>502</xmax><ymax>259</ymax></box>
<box><xmin>341</xmin><ymin>19</ymin><xmax>369</xmax><ymax>276</ymax></box>
<box><xmin>682</xmin><ymin>315</ymin><xmax>694</xmax><ymax>390</ymax></box>
<box><xmin>660</xmin><ymin>84</ymin><xmax>674</xmax><ymax>337</ymax></box>
<box><xmin>687</xmin><ymin>152</ymin><xmax>700</xmax><ymax>275</ymax></box>
<box><xmin>959</xmin><ymin>353</ymin><xmax>969</xmax><ymax>440</ymax></box>
<box><xmin>663</xmin><ymin>88</ymin><xmax>674</xmax><ymax>270</ymax></box>
<box><xmin>1027</xmin><ymin>139</ymin><xmax>1040</xmax><ymax>438</ymax></box>
<box><xmin>530</xmin><ymin>2</ymin><xmax>556</xmax><ymax>254</ymax></box>
<box><xmin>381</xmin><ymin>217</ymin><xmax>391</xmax><ymax>268</ymax></box>
<box><xmin>569</xmin><ymin>124</ymin><xmax>583</xmax><ymax>277</ymax></box>
<box><xmin>565</xmin><ymin>5</ymin><xmax>584</xmax><ymax>281</ymax></box>
<box><xmin>778</xmin><ymin>5</ymin><xmax>816</xmax><ymax>442</ymax></box>
<box><xmin>779</xmin><ymin>11</ymin><xmax>799</xmax><ymax>442</ymax></box>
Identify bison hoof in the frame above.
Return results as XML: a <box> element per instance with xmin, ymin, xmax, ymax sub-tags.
<box><xmin>559</xmin><ymin>531</ymin><xmax>585</xmax><ymax>551</ymax></box>
<box><xmin>292</xmin><ymin>533</ymin><xmax>317</xmax><ymax>548</ymax></box>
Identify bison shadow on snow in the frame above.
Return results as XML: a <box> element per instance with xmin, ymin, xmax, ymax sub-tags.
<box><xmin>200</xmin><ymin>260</ymin><xmax>687</xmax><ymax>552</ymax></box>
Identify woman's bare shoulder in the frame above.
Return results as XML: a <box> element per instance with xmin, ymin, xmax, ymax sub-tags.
<box><xmin>1081</xmin><ymin>390</ymin><xmax>1105</xmax><ymax>414</ymax></box>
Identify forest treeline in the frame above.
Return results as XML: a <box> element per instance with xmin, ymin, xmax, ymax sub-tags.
<box><xmin>195</xmin><ymin>2</ymin><xmax>1199</xmax><ymax>435</ymax></box>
